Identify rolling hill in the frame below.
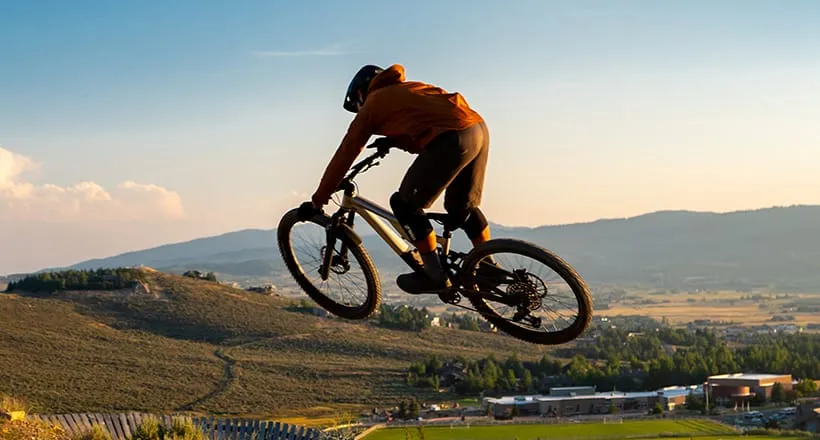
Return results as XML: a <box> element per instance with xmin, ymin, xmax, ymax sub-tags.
<box><xmin>0</xmin><ymin>269</ymin><xmax>553</xmax><ymax>419</ymax></box>
<box><xmin>43</xmin><ymin>205</ymin><xmax>820</xmax><ymax>292</ymax></box>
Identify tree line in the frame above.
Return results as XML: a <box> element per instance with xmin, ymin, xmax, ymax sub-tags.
<box><xmin>371</xmin><ymin>304</ymin><xmax>486</xmax><ymax>332</ymax></box>
<box><xmin>407</xmin><ymin>328</ymin><xmax>820</xmax><ymax>401</ymax></box>
<box><xmin>5</xmin><ymin>268</ymin><xmax>145</xmax><ymax>293</ymax></box>
<box><xmin>373</xmin><ymin>304</ymin><xmax>433</xmax><ymax>332</ymax></box>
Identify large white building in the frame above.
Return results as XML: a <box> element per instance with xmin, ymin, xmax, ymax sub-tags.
<box><xmin>482</xmin><ymin>385</ymin><xmax>703</xmax><ymax>418</ymax></box>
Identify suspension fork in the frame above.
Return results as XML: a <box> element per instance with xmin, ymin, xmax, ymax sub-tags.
<box><xmin>339</xmin><ymin>209</ymin><xmax>355</xmax><ymax>261</ymax></box>
<box><xmin>319</xmin><ymin>209</ymin><xmax>355</xmax><ymax>281</ymax></box>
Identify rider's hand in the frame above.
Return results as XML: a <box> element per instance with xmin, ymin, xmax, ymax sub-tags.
<box><xmin>297</xmin><ymin>201</ymin><xmax>320</xmax><ymax>221</ymax></box>
<box><xmin>371</xmin><ymin>137</ymin><xmax>393</xmax><ymax>149</ymax></box>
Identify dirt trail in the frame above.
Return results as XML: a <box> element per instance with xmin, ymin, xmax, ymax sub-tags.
<box><xmin>176</xmin><ymin>349</ymin><xmax>236</xmax><ymax>411</ymax></box>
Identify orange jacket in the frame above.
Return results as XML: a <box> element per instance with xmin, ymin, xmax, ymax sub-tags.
<box><xmin>311</xmin><ymin>64</ymin><xmax>484</xmax><ymax>206</ymax></box>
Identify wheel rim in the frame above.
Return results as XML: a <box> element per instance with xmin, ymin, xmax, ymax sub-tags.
<box><xmin>469</xmin><ymin>251</ymin><xmax>585</xmax><ymax>335</ymax></box>
<box><xmin>288</xmin><ymin>220</ymin><xmax>371</xmax><ymax>310</ymax></box>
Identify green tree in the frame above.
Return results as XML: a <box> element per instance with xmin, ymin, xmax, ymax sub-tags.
<box><xmin>522</xmin><ymin>369</ymin><xmax>534</xmax><ymax>392</ymax></box>
<box><xmin>685</xmin><ymin>391</ymin><xmax>704</xmax><ymax>411</ymax></box>
<box><xmin>408</xmin><ymin>398</ymin><xmax>421</xmax><ymax>419</ymax></box>
<box><xmin>796</xmin><ymin>378</ymin><xmax>818</xmax><ymax>396</ymax></box>
<box><xmin>506</xmin><ymin>368</ymin><xmax>517</xmax><ymax>392</ymax></box>
<box><xmin>398</xmin><ymin>400</ymin><xmax>407</xmax><ymax>419</ymax></box>
<box><xmin>771</xmin><ymin>382</ymin><xmax>787</xmax><ymax>403</ymax></box>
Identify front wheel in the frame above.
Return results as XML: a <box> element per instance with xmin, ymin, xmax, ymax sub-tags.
<box><xmin>459</xmin><ymin>238</ymin><xmax>592</xmax><ymax>345</ymax></box>
<box><xmin>277</xmin><ymin>208</ymin><xmax>381</xmax><ymax>320</ymax></box>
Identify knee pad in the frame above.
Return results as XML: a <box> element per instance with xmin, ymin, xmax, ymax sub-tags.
<box><xmin>390</xmin><ymin>192</ymin><xmax>433</xmax><ymax>243</ymax></box>
<box><xmin>444</xmin><ymin>208</ymin><xmax>471</xmax><ymax>232</ymax></box>
<box><xmin>462</xmin><ymin>207</ymin><xmax>489</xmax><ymax>240</ymax></box>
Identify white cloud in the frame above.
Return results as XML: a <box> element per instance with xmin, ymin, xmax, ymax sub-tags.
<box><xmin>0</xmin><ymin>146</ymin><xmax>184</xmax><ymax>223</ymax></box>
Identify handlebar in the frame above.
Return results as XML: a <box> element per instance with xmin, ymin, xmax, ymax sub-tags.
<box><xmin>336</xmin><ymin>137</ymin><xmax>395</xmax><ymax>191</ymax></box>
<box><xmin>366</xmin><ymin>136</ymin><xmax>393</xmax><ymax>155</ymax></box>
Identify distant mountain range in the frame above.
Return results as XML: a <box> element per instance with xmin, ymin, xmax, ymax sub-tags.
<box><xmin>42</xmin><ymin>205</ymin><xmax>820</xmax><ymax>291</ymax></box>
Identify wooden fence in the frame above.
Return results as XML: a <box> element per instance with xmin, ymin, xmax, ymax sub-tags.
<box><xmin>28</xmin><ymin>412</ymin><xmax>325</xmax><ymax>439</ymax></box>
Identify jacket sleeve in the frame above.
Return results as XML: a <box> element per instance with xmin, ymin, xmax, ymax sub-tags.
<box><xmin>311</xmin><ymin>108</ymin><xmax>374</xmax><ymax>207</ymax></box>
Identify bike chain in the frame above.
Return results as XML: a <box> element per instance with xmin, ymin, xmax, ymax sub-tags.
<box><xmin>437</xmin><ymin>290</ymin><xmax>512</xmax><ymax>325</ymax></box>
<box><xmin>438</xmin><ymin>289</ymin><xmax>544</xmax><ymax>330</ymax></box>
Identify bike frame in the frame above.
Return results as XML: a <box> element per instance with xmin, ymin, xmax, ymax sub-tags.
<box><xmin>340</xmin><ymin>193</ymin><xmax>413</xmax><ymax>256</ymax></box>
<box><xmin>313</xmin><ymin>139</ymin><xmax>518</xmax><ymax>309</ymax></box>
<box><xmin>319</xmin><ymin>141</ymin><xmax>458</xmax><ymax>279</ymax></box>
<box><xmin>335</xmin><ymin>191</ymin><xmax>456</xmax><ymax>274</ymax></box>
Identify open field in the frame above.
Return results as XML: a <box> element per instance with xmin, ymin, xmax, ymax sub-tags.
<box><xmin>592</xmin><ymin>289</ymin><xmax>819</xmax><ymax>327</ymax></box>
<box><xmin>422</xmin><ymin>289</ymin><xmax>820</xmax><ymax>330</ymax></box>
<box><xmin>362</xmin><ymin>419</ymin><xmax>791</xmax><ymax>440</ymax></box>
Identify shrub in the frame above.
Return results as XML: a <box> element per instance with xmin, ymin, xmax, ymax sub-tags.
<box><xmin>167</xmin><ymin>417</ymin><xmax>203</xmax><ymax>440</ymax></box>
<box><xmin>130</xmin><ymin>416</ymin><xmax>203</xmax><ymax>440</ymax></box>
<box><xmin>0</xmin><ymin>418</ymin><xmax>70</xmax><ymax>440</ymax></box>
<box><xmin>131</xmin><ymin>416</ymin><xmax>163</xmax><ymax>440</ymax></box>
<box><xmin>0</xmin><ymin>394</ymin><xmax>31</xmax><ymax>413</ymax></box>
<box><xmin>72</xmin><ymin>424</ymin><xmax>112</xmax><ymax>440</ymax></box>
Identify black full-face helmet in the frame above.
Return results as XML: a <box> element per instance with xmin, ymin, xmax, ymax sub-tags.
<box><xmin>344</xmin><ymin>64</ymin><xmax>383</xmax><ymax>113</ymax></box>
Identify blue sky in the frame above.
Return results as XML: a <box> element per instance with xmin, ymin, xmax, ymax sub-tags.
<box><xmin>2</xmin><ymin>0</ymin><xmax>820</xmax><ymax>272</ymax></box>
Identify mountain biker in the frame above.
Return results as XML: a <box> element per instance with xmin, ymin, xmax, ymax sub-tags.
<box><xmin>298</xmin><ymin>63</ymin><xmax>492</xmax><ymax>294</ymax></box>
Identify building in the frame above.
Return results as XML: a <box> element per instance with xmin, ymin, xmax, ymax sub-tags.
<box><xmin>794</xmin><ymin>399</ymin><xmax>820</xmax><ymax>433</ymax></box>
<box><xmin>707</xmin><ymin>373</ymin><xmax>792</xmax><ymax>407</ymax></box>
<box><xmin>482</xmin><ymin>385</ymin><xmax>703</xmax><ymax>419</ymax></box>
<box><xmin>548</xmin><ymin>386</ymin><xmax>596</xmax><ymax>397</ymax></box>
<box><xmin>795</xmin><ymin>399</ymin><xmax>820</xmax><ymax>433</ymax></box>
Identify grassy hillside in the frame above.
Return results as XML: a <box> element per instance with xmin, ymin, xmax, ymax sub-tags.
<box><xmin>0</xmin><ymin>269</ymin><xmax>554</xmax><ymax>419</ymax></box>
<box><xmin>49</xmin><ymin>205</ymin><xmax>820</xmax><ymax>292</ymax></box>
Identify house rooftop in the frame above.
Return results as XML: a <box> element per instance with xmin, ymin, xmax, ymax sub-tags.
<box><xmin>709</xmin><ymin>373</ymin><xmax>789</xmax><ymax>381</ymax></box>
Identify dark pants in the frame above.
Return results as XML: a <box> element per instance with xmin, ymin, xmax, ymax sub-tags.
<box><xmin>390</xmin><ymin>121</ymin><xmax>490</xmax><ymax>243</ymax></box>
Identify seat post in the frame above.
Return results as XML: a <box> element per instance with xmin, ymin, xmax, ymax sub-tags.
<box><xmin>440</xmin><ymin>228</ymin><xmax>452</xmax><ymax>257</ymax></box>
<box><xmin>428</xmin><ymin>212</ymin><xmax>454</xmax><ymax>256</ymax></box>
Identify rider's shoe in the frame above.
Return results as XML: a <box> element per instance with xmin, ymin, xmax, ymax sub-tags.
<box><xmin>397</xmin><ymin>251</ymin><xmax>451</xmax><ymax>294</ymax></box>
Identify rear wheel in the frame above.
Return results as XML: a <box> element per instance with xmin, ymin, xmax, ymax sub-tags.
<box><xmin>459</xmin><ymin>238</ymin><xmax>592</xmax><ymax>345</ymax></box>
<box><xmin>277</xmin><ymin>208</ymin><xmax>381</xmax><ymax>320</ymax></box>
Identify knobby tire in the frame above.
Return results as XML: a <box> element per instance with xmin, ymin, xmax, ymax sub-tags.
<box><xmin>277</xmin><ymin>208</ymin><xmax>381</xmax><ymax>320</ymax></box>
<box><xmin>460</xmin><ymin>238</ymin><xmax>593</xmax><ymax>345</ymax></box>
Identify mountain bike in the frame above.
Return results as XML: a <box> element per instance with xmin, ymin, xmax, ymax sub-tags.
<box><xmin>277</xmin><ymin>138</ymin><xmax>593</xmax><ymax>345</ymax></box>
